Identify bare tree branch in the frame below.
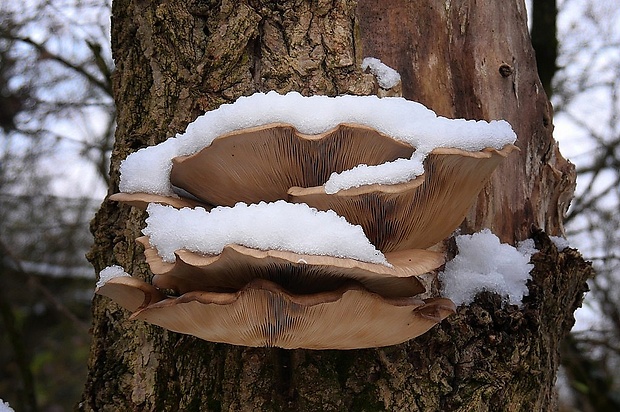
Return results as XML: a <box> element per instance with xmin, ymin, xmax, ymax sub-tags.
<box><xmin>0</xmin><ymin>30</ymin><xmax>112</xmax><ymax>97</ymax></box>
<box><xmin>0</xmin><ymin>238</ymin><xmax>90</xmax><ymax>333</ymax></box>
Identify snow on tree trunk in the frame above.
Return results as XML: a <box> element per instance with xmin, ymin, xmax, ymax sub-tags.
<box><xmin>81</xmin><ymin>0</ymin><xmax>590</xmax><ymax>410</ymax></box>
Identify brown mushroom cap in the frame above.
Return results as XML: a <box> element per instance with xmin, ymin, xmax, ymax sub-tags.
<box><xmin>95</xmin><ymin>275</ymin><xmax>166</xmax><ymax>312</ymax></box>
<box><xmin>123</xmin><ymin>278</ymin><xmax>456</xmax><ymax>349</ymax></box>
<box><xmin>169</xmin><ymin>123</ymin><xmax>415</xmax><ymax>206</ymax></box>
<box><xmin>166</xmin><ymin>122</ymin><xmax>516</xmax><ymax>252</ymax></box>
<box><xmin>136</xmin><ymin>236</ymin><xmax>445</xmax><ymax>298</ymax></box>
<box><xmin>289</xmin><ymin>145</ymin><xmax>518</xmax><ymax>252</ymax></box>
<box><xmin>108</xmin><ymin>192</ymin><xmax>209</xmax><ymax>210</ymax></box>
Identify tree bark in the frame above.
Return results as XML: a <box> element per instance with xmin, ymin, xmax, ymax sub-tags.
<box><xmin>81</xmin><ymin>1</ymin><xmax>590</xmax><ymax>410</ymax></box>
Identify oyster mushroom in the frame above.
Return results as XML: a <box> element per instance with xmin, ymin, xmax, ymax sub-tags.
<box><xmin>108</xmin><ymin>192</ymin><xmax>208</xmax><ymax>210</ymax></box>
<box><xmin>290</xmin><ymin>145</ymin><xmax>518</xmax><ymax>251</ymax></box>
<box><xmin>96</xmin><ymin>275</ymin><xmax>166</xmax><ymax>312</ymax></box>
<box><xmin>137</xmin><ymin>236</ymin><xmax>444</xmax><ymax>298</ymax></box>
<box><xmin>96</xmin><ymin>277</ymin><xmax>456</xmax><ymax>349</ymax></box>
<box><xmin>102</xmin><ymin>93</ymin><xmax>518</xmax><ymax>347</ymax></box>
<box><xmin>131</xmin><ymin>201</ymin><xmax>444</xmax><ymax>298</ymax></box>
<box><xmin>114</xmin><ymin>123</ymin><xmax>516</xmax><ymax>253</ymax></box>
<box><xmin>169</xmin><ymin>123</ymin><xmax>415</xmax><ymax>206</ymax></box>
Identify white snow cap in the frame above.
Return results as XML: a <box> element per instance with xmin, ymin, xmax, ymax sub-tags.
<box><xmin>143</xmin><ymin>202</ymin><xmax>389</xmax><ymax>265</ymax></box>
<box><xmin>96</xmin><ymin>265</ymin><xmax>131</xmax><ymax>289</ymax></box>
<box><xmin>361</xmin><ymin>57</ymin><xmax>401</xmax><ymax>89</ymax></box>
<box><xmin>325</xmin><ymin>153</ymin><xmax>426</xmax><ymax>194</ymax></box>
<box><xmin>440</xmin><ymin>229</ymin><xmax>536</xmax><ymax>306</ymax></box>
<box><xmin>119</xmin><ymin>91</ymin><xmax>516</xmax><ymax>196</ymax></box>
<box><xmin>0</xmin><ymin>399</ymin><xmax>14</xmax><ymax>412</ymax></box>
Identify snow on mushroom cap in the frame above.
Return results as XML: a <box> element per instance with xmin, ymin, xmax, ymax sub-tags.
<box><xmin>96</xmin><ymin>265</ymin><xmax>131</xmax><ymax>289</ymax></box>
<box><xmin>119</xmin><ymin>92</ymin><xmax>517</xmax><ymax>196</ymax></box>
<box><xmin>324</xmin><ymin>152</ymin><xmax>427</xmax><ymax>194</ymax></box>
<box><xmin>142</xmin><ymin>201</ymin><xmax>390</xmax><ymax>266</ymax></box>
<box><xmin>439</xmin><ymin>229</ymin><xmax>536</xmax><ymax>306</ymax></box>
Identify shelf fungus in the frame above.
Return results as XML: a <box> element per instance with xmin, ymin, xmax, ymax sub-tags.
<box><xmin>97</xmin><ymin>278</ymin><xmax>456</xmax><ymax>349</ymax></box>
<box><xmin>100</xmin><ymin>91</ymin><xmax>517</xmax><ymax>349</ymax></box>
<box><xmin>136</xmin><ymin>236</ymin><xmax>444</xmax><ymax>298</ymax></box>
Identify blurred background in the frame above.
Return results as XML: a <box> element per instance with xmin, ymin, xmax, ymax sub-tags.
<box><xmin>0</xmin><ymin>0</ymin><xmax>617</xmax><ymax>410</ymax></box>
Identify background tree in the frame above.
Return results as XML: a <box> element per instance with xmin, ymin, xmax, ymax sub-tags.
<box><xmin>0</xmin><ymin>1</ymin><xmax>113</xmax><ymax>411</ymax></box>
<box><xmin>531</xmin><ymin>0</ymin><xmax>558</xmax><ymax>96</ymax></box>
<box><xmin>81</xmin><ymin>1</ymin><xmax>591</xmax><ymax>411</ymax></box>
<box><xmin>544</xmin><ymin>1</ymin><xmax>620</xmax><ymax>409</ymax></box>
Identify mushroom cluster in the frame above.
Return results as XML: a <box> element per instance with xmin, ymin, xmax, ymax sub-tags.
<box><xmin>97</xmin><ymin>92</ymin><xmax>517</xmax><ymax>349</ymax></box>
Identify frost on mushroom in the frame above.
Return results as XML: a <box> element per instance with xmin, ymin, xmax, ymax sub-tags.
<box><xmin>96</xmin><ymin>265</ymin><xmax>131</xmax><ymax>289</ymax></box>
<box><xmin>100</xmin><ymin>91</ymin><xmax>518</xmax><ymax>349</ymax></box>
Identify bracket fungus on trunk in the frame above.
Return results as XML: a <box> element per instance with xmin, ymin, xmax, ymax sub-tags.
<box><xmin>289</xmin><ymin>145</ymin><xmax>516</xmax><ymax>251</ymax></box>
<box><xmin>169</xmin><ymin>123</ymin><xmax>415</xmax><ymax>206</ymax></box>
<box><xmin>136</xmin><ymin>236</ymin><xmax>444</xmax><ymax>298</ymax></box>
<box><xmin>97</xmin><ymin>278</ymin><xmax>456</xmax><ymax>349</ymax></box>
<box><xmin>100</xmin><ymin>91</ymin><xmax>516</xmax><ymax>349</ymax></box>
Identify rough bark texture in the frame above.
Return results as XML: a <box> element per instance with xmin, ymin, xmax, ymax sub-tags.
<box><xmin>81</xmin><ymin>1</ymin><xmax>590</xmax><ymax>411</ymax></box>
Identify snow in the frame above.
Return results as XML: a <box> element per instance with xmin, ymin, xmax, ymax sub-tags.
<box><xmin>142</xmin><ymin>201</ymin><xmax>389</xmax><ymax>265</ymax></box>
<box><xmin>96</xmin><ymin>265</ymin><xmax>131</xmax><ymax>288</ymax></box>
<box><xmin>440</xmin><ymin>229</ymin><xmax>536</xmax><ymax>306</ymax></box>
<box><xmin>0</xmin><ymin>399</ymin><xmax>14</xmax><ymax>412</ymax></box>
<box><xmin>325</xmin><ymin>153</ymin><xmax>426</xmax><ymax>194</ymax></box>
<box><xmin>517</xmin><ymin>238</ymin><xmax>538</xmax><ymax>257</ymax></box>
<box><xmin>550</xmin><ymin>235</ymin><xmax>570</xmax><ymax>250</ymax></box>
<box><xmin>361</xmin><ymin>57</ymin><xmax>401</xmax><ymax>89</ymax></box>
<box><xmin>119</xmin><ymin>91</ymin><xmax>516</xmax><ymax>196</ymax></box>
<box><xmin>120</xmin><ymin>138</ymin><xmax>179</xmax><ymax>196</ymax></box>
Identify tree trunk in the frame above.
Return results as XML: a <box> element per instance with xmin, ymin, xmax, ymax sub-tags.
<box><xmin>81</xmin><ymin>1</ymin><xmax>591</xmax><ymax>410</ymax></box>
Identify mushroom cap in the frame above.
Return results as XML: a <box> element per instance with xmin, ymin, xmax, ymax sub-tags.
<box><xmin>166</xmin><ymin>122</ymin><xmax>516</xmax><ymax>252</ymax></box>
<box><xmin>97</xmin><ymin>277</ymin><xmax>456</xmax><ymax>349</ymax></box>
<box><xmin>108</xmin><ymin>192</ymin><xmax>209</xmax><ymax>210</ymax></box>
<box><xmin>289</xmin><ymin>145</ymin><xmax>518</xmax><ymax>251</ymax></box>
<box><xmin>95</xmin><ymin>275</ymin><xmax>166</xmax><ymax>312</ymax></box>
<box><xmin>169</xmin><ymin>123</ymin><xmax>414</xmax><ymax>206</ymax></box>
<box><xmin>137</xmin><ymin>236</ymin><xmax>445</xmax><ymax>298</ymax></box>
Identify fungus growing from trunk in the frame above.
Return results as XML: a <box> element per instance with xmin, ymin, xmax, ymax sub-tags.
<box><xmin>169</xmin><ymin>123</ymin><xmax>415</xmax><ymax>206</ymax></box>
<box><xmin>136</xmin><ymin>236</ymin><xmax>444</xmax><ymax>298</ymax></box>
<box><xmin>99</xmin><ymin>91</ymin><xmax>517</xmax><ymax>349</ymax></box>
<box><xmin>97</xmin><ymin>278</ymin><xmax>456</xmax><ymax>349</ymax></box>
